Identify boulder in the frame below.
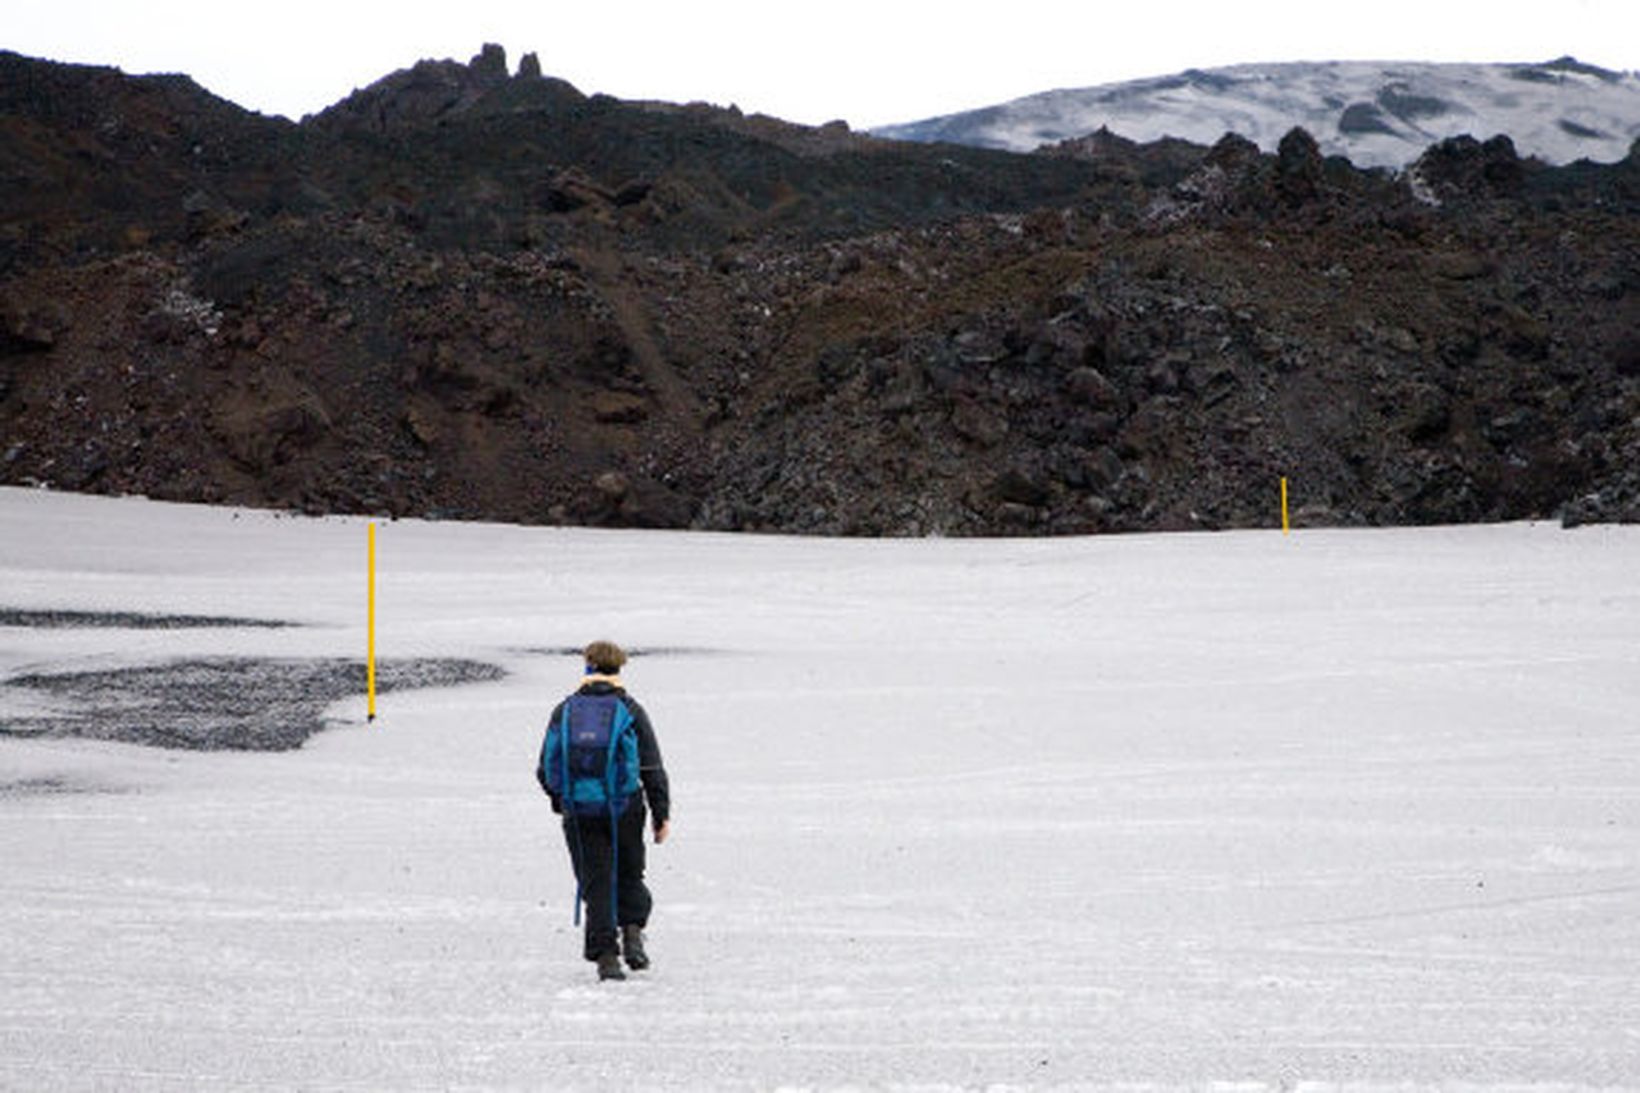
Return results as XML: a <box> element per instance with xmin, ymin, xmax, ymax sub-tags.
<box><xmin>620</xmin><ymin>478</ymin><xmax>698</xmax><ymax>528</ymax></box>
<box><xmin>992</xmin><ymin>467</ymin><xmax>1051</xmax><ymax>508</ymax></box>
<box><xmin>1063</xmin><ymin>366</ymin><xmax>1119</xmax><ymax>408</ymax></box>
<box><xmin>182</xmin><ymin>190</ymin><xmax>247</xmax><ymax>240</ymax></box>
<box><xmin>1204</xmin><ymin>132</ymin><xmax>1262</xmax><ymax>173</ymax></box>
<box><xmin>213</xmin><ymin>388</ymin><xmax>331</xmax><ymax>473</ymax></box>
<box><xmin>592</xmin><ymin>390</ymin><xmax>648</xmax><ymax>424</ymax></box>
<box><xmin>950</xmin><ymin>398</ymin><xmax>1007</xmax><ymax>447</ymax></box>
<box><xmin>594</xmin><ymin>470</ymin><xmax>630</xmax><ymax>500</ymax></box>
<box><xmin>1611</xmin><ymin>333</ymin><xmax>1640</xmax><ymax>378</ymax></box>
<box><xmin>1275</xmin><ymin>127</ymin><xmax>1323</xmax><ymax>205</ymax></box>
<box><xmin>0</xmin><ymin>302</ymin><xmax>61</xmax><ymax>355</ymax></box>
<box><xmin>402</xmin><ymin>404</ymin><xmax>440</xmax><ymax>447</ymax></box>
<box><xmin>540</xmin><ymin>169</ymin><xmax>614</xmax><ymax>214</ymax></box>
<box><xmin>1411</xmin><ymin>134</ymin><xmax>1525</xmax><ymax>200</ymax></box>
<box><xmin>1428</xmin><ymin>251</ymin><xmax>1496</xmax><ymax>280</ymax></box>
<box><xmin>1396</xmin><ymin>384</ymin><xmax>1452</xmax><ymax>443</ymax></box>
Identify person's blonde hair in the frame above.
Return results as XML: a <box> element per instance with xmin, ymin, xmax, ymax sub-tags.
<box><xmin>583</xmin><ymin>640</ymin><xmax>628</xmax><ymax>673</ymax></box>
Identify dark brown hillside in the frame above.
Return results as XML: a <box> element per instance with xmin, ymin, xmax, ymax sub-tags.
<box><xmin>1</xmin><ymin>46</ymin><xmax>1636</xmax><ymax>533</ymax></box>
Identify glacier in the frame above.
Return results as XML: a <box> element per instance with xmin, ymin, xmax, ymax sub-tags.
<box><xmin>874</xmin><ymin>58</ymin><xmax>1640</xmax><ymax>168</ymax></box>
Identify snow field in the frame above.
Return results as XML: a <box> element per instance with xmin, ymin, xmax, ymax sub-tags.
<box><xmin>1</xmin><ymin>487</ymin><xmax>1637</xmax><ymax>1090</ymax></box>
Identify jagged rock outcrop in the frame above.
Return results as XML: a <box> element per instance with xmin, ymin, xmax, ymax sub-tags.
<box><xmin>310</xmin><ymin>43</ymin><xmax>584</xmax><ymax>133</ymax></box>
<box><xmin>1274</xmin><ymin>127</ymin><xmax>1323</xmax><ymax>205</ymax></box>
<box><xmin>1411</xmin><ymin>134</ymin><xmax>1528</xmax><ymax>202</ymax></box>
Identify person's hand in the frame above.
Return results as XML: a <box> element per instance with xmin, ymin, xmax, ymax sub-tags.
<box><xmin>653</xmin><ymin>821</ymin><xmax>670</xmax><ymax>844</ymax></box>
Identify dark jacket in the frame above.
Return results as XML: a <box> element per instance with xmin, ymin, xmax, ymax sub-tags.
<box><xmin>537</xmin><ymin>680</ymin><xmax>670</xmax><ymax>831</ymax></box>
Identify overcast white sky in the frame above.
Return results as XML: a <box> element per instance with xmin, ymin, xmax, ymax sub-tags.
<box><xmin>8</xmin><ymin>0</ymin><xmax>1638</xmax><ymax>127</ymax></box>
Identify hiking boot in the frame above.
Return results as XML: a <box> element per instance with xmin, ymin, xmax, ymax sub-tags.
<box><xmin>596</xmin><ymin>951</ymin><xmax>626</xmax><ymax>981</ymax></box>
<box><xmin>621</xmin><ymin>925</ymin><xmax>649</xmax><ymax>970</ymax></box>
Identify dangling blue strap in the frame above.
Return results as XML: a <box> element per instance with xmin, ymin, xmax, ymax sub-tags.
<box><xmin>608</xmin><ymin>797</ymin><xmax>620</xmax><ymax>935</ymax></box>
<box><xmin>604</xmin><ymin>704</ymin><xmax>626</xmax><ymax>935</ymax></box>
<box><xmin>559</xmin><ymin>701</ymin><xmax>583</xmax><ymax>927</ymax></box>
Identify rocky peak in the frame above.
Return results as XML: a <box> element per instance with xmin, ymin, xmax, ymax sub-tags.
<box><xmin>1411</xmin><ymin>134</ymin><xmax>1527</xmax><ymax>202</ymax></box>
<box><xmin>1043</xmin><ymin>125</ymin><xmax>1139</xmax><ymax>160</ymax></box>
<box><xmin>309</xmin><ymin>42</ymin><xmax>580</xmax><ymax>133</ymax></box>
<box><xmin>1203</xmin><ymin>132</ymin><xmax>1261</xmax><ymax>172</ymax></box>
<box><xmin>470</xmin><ymin>43</ymin><xmax>508</xmax><ymax>81</ymax></box>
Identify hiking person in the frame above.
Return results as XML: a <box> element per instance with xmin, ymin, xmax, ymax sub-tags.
<box><xmin>537</xmin><ymin>640</ymin><xmax>671</xmax><ymax>981</ymax></box>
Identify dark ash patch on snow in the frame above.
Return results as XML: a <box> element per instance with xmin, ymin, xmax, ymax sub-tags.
<box><xmin>0</xmin><ymin>656</ymin><xmax>504</xmax><ymax>751</ymax></box>
<box><xmin>0</xmin><ymin>607</ymin><xmax>299</xmax><ymax>630</ymax></box>
<box><xmin>517</xmin><ymin>645</ymin><xmax>728</xmax><ymax>659</ymax></box>
<box><xmin>0</xmin><ymin>776</ymin><xmax>126</xmax><ymax>798</ymax></box>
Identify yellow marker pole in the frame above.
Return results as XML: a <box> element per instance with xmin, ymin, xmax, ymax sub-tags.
<box><xmin>1280</xmin><ymin>477</ymin><xmax>1291</xmax><ymax>536</ymax></box>
<box><xmin>367</xmin><ymin>522</ymin><xmax>377</xmax><ymax>722</ymax></box>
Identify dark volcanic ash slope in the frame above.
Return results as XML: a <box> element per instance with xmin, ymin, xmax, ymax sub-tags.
<box><xmin>1</xmin><ymin>46</ymin><xmax>1637</xmax><ymax>534</ymax></box>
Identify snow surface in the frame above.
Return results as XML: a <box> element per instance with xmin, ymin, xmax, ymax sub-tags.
<box><xmin>873</xmin><ymin>60</ymin><xmax>1640</xmax><ymax>169</ymax></box>
<box><xmin>2</xmin><ymin>486</ymin><xmax>1638</xmax><ymax>1091</ymax></box>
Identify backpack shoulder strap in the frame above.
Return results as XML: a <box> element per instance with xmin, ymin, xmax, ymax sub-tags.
<box><xmin>557</xmin><ymin>697</ymin><xmax>574</xmax><ymax>792</ymax></box>
<box><xmin>602</xmin><ymin>698</ymin><xmax>633</xmax><ymax>790</ymax></box>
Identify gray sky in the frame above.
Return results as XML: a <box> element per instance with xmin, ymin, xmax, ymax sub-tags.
<box><xmin>9</xmin><ymin>0</ymin><xmax>1638</xmax><ymax>127</ymax></box>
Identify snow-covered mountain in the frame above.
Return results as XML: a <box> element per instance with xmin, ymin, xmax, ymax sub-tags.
<box><xmin>874</xmin><ymin>57</ymin><xmax>1640</xmax><ymax>168</ymax></box>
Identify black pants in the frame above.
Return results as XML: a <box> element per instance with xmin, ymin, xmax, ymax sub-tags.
<box><xmin>562</xmin><ymin>802</ymin><xmax>652</xmax><ymax>961</ymax></box>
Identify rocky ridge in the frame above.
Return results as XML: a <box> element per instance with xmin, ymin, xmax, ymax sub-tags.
<box><xmin>2</xmin><ymin>46</ymin><xmax>1637</xmax><ymax>534</ymax></box>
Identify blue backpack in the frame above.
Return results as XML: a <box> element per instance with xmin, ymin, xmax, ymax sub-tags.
<box><xmin>541</xmin><ymin>693</ymin><xmax>641</xmax><ymax>818</ymax></box>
